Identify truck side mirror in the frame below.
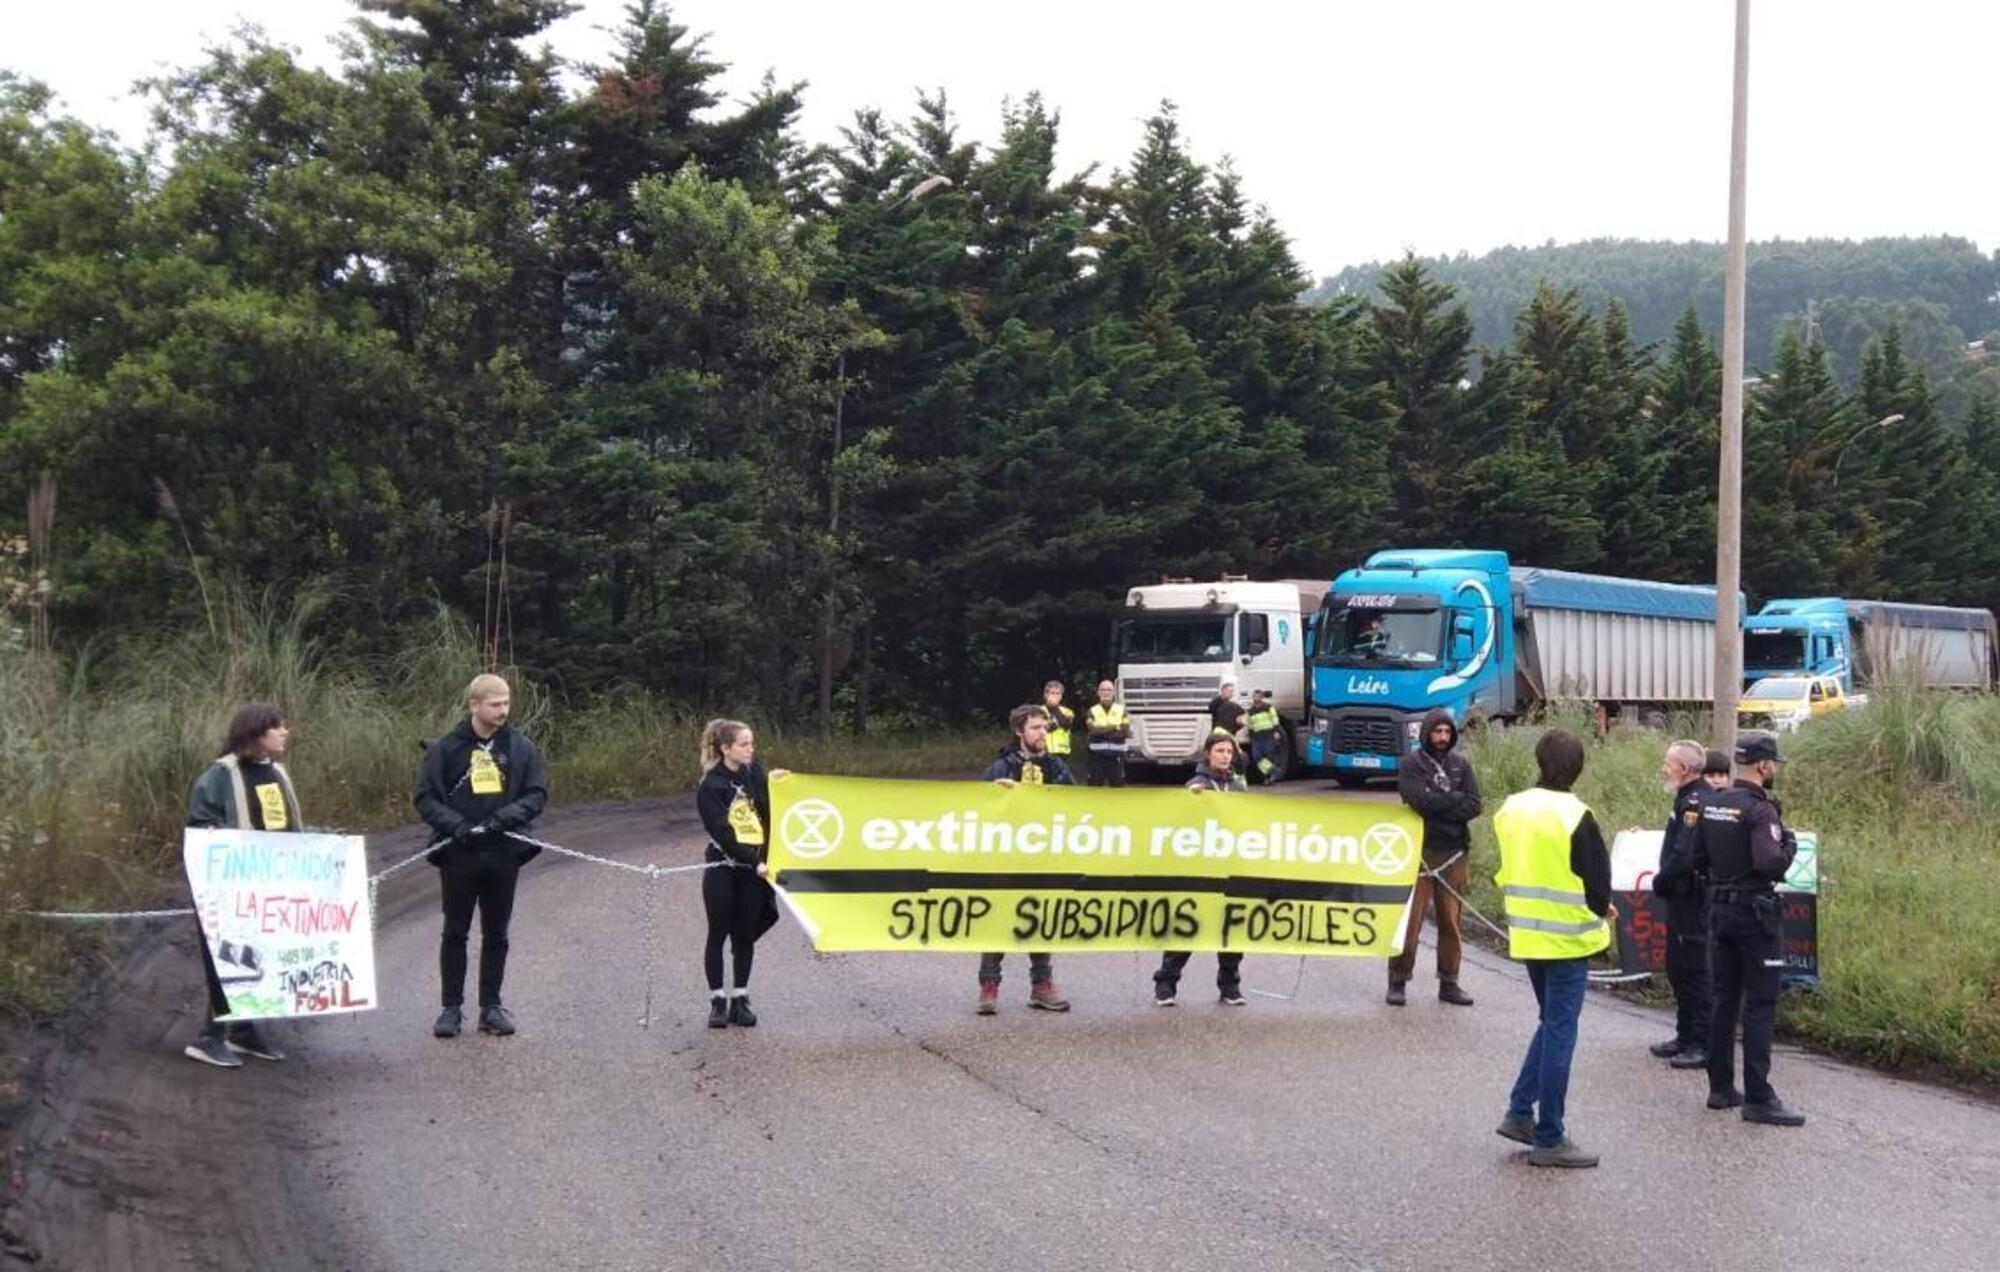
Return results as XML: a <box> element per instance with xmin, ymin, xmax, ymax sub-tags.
<box><xmin>1451</xmin><ymin>633</ymin><xmax>1475</xmax><ymax>664</ymax></box>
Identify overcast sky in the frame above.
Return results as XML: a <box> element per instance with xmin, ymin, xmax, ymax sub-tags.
<box><xmin>10</xmin><ymin>1</ymin><xmax>1995</xmax><ymax>279</ymax></box>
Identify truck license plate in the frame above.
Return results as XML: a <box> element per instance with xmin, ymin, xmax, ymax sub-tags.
<box><xmin>1349</xmin><ymin>756</ymin><xmax>1384</xmax><ymax>770</ymax></box>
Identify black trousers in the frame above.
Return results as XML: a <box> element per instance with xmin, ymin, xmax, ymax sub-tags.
<box><xmin>1707</xmin><ymin>894</ymin><xmax>1783</xmax><ymax>1103</ymax></box>
<box><xmin>703</xmin><ymin>865</ymin><xmax>774</xmax><ymax>992</ymax></box>
<box><xmin>1664</xmin><ymin>898</ymin><xmax>1712</xmax><ymax>1049</ymax></box>
<box><xmin>1087</xmin><ymin>754</ymin><xmax>1125</xmax><ymax>787</ymax></box>
<box><xmin>439</xmin><ymin>861</ymin><xmax>521</xmax><ymax>1008</ymax></box>
<box><xmin>1155</xmin><ymin>950</ymin><xmax>1243</xmax><ymax>995</ymax></box>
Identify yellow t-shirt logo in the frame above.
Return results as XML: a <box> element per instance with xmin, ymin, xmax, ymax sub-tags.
<box><xmin>469</xmin><ymin>749</ymin><xmax>504</xmax><ymax>795</ymax></box>
<box><xmin>727</xmin><ymin>792</ymin><xmax>765</xmax><ymax>845</ymax></box>
<box><xmin>1020</xmin><ymin>762</ymin><xmax>1044</xmax><ymax>786</ymax></box>
<box><xmin>254</xmin><ymin>782</ymin><xmax>289</xmax><ymax>830</ymax></box>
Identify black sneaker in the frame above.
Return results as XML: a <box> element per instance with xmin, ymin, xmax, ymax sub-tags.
<box><xmin>1650</xmin><ymin>1036</ymin><xmax>1687</xmax><ymax>1058</ymax></box>
<box><xmin>727</xmin><ymin>996</ymin><xmax>757</xmax><ymax>1028</ymax></box>
<box><xmin>433</xmin><ymin>1006</ymin><xmax>463</xmax><ymax>1038</ymax></box>
<box><xmin>1385</xmin><ymin>982</ymin><xmax>1407</xmax><ymax>1007</ymax></box>
<box><xmin>1742</xmin><ymin>1099</ymin><xmax>1806</xmax><ymax>1127</ymax></box>
<box><xmin>477</xmin><ymin>1005</ymin><xmax>516</xmax><ymax>1036</ymax></box>
<box><xmin>708</xmin><ymin>997</ymin><xmax>729</xmax><ymax>1029</ymax></box>
<box><xmin>1219</xmin><ymin>988</ymin><xmax>1247</xmax><ymax>1007</ymax></box>
<box><xmin>184</xmin><ymin>1034</ymin><xmax>243</xmax><ymax>1069</ymax></box>
<box><xmin>224</xmin><ymin>1023</ymin><xmax>285</xmax><ymax>1062</ymax></box>
<box><xmin>1438</xmin><ymin>981</ymin><xmax>1474</xmax><ymax>1007</ymax></box>
<box><xmin>1706</xmin><ymin>1089</ymin><xmax>1744</xmax><ymax>1110</ymax></box>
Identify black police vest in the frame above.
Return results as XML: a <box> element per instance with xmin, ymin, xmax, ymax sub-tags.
<box><xmin>1696</xmin><ymin>786</ymin><xmax>1770</xmax><ymax>887</ymax></box>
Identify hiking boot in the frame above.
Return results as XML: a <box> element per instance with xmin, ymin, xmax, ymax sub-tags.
<box><xmin>224</xmin><ymin>1023</ymin><xmax>286</xmax><ymax>1062</ymax></box>
<box><xmin>1742</xmin><ymin>1099</ymin><xmax>1806</xmax><ymax>1127</ymax></box>
<box><xmin>976</xmin><ymin>983</ymin><xmax>1000</xmax><ymax>1016</ymax></box>
<box><xmin>1028</xmin><ymin>981</ymin><xmax>1071</xmax><ymax>1012</ymax></box>
<box><xmin>477</xmin><ymin>1005</ymin><xmax>516</xmax><ymax>1036</ymax></box>
<box><xmin>433</xmin><ymin>1007</ymin><xmax>463</xmax><ymax>1038</ymax></box>
<box><xmin>1668</xmin><ymin>1048</ymin><xmax>1710</xmax><ymax>1070</ymax></box>
<box><xmin>708</xmin><ymin>997</ymin><xmax>729</xmax><ymax>1029</ymax></box>
<box><xmin>1526</xmin><ymin>1138</ymin><xmax>1600</xmax><ymax>1168</ymax></box>
<box><xmin>1219</xmin><ymin>988</ymin><xmax>1247</xmax><ymax>1007</ymax></box>
<box><xmin>1650</xmin><ymin>1036</ymin><xmax>1687</xmax><ymax>1058</ymax></box>
<box><xmin>1385</xmin><ymin>982</ymin><xmax>1407</xmax><ymax>1007</ymax></box>
<box><xmin>1438</xmin><ymin>981</ymin><xmax>1474</xmax><ymax>1007</ymax></box>
<box><xmin>727</xmin><ymin>995</ymin><xmax>758</xmax><ymax>1028</ymax></box>
<box><xmin>1706</xmin><ymin>1089</ymin><xmax>1744</xmax><ymax>1110</ymax></box>
<box><xmin>184</xmin><ymin>1034</ymin><xmax>243</xmax><ymax>1069</ymax></box>
<box><xmin>1495</xmin><ymin>1115</ymin><xmax>1534</xmax><ymax>1145</ymax></box>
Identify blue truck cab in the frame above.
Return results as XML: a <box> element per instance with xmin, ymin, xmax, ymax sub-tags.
<box><xmin>1305</xmin><ymin>549</ymin><xmax>1513</xmax><ymax>780</ymax></box>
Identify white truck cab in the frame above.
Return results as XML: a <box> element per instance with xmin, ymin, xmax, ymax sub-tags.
<box><xmin>1112</xmin><ymin>576</ymin><xmax>1323</xmax><ymax>779</ymax></box>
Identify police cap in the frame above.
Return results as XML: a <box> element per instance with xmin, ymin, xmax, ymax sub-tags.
<box><xmin>1734</xmin><ymin>733</ymin><xmax>1786</xmax><ymax>765</ymax></box>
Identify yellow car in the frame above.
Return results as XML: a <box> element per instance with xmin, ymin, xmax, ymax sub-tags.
<box><xmin>1739</xmin><ymin>675</ymin><xmax>1850</xmax><ymax>732</ymax></box>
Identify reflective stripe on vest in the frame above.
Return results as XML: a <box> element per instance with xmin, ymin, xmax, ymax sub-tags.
<box><xmin>1246</xmin><ymin>706</ymin><xmax>1280</xmax><ymax>732</ymax></box>
<box><xmin>1492</xmin><ymin>787</ymin><xmax>1610</xmax><ymax>960</ymax></box>
<box><xmin>1087</xmin><ymin>703</ymin><xmax>1130</xmax><ymax>753</ymax></box>
<box><xmin>1045</xmin><ymin>705</ymin><xmax>1072</xmax><ymax>755</ymax></box>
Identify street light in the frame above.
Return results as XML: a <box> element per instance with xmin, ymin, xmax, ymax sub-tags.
<box><xmin>1830</xmin><ymin>414</ymin><xmax>1905</xmax><ymax>487</ymax></box>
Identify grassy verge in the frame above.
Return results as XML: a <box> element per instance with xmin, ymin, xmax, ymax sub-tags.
<box><xmin>1456</xmin><ymin>693</ymin><xmax>2000</xmax><ymax>1087</ymax></box>
<box><xmin>0</xmin><ymin>600</ymin><xmax>994</xmax><ymax>1020</ymax></box>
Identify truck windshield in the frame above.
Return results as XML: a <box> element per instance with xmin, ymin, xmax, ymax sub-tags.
<box><xmin>1745</xmin><ymin>678</ymin><xmax>1808</xmax><ymax>700</ymax></box>
<box><xmin>1116</xmin><ymin>615</ymin><xmax>1234</xmax><ymax>663</ymax></box>
<box><xmin>1744</xmin><ymin>630</ymin><xmax>1806</xmax><ymax>670</ymax></box>
<box><xmin>1317</xmin><ymin>605</ymin><xmax>1442</xmax><ymax>667</ymax></box>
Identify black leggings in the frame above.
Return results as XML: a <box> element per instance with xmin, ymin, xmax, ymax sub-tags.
<box><xmin>703</xmin><ymin>865</ymin><xmax>773</xmax><ymax>992</ymax></box>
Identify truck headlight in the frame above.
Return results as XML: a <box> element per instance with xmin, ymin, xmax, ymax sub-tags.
<box><xmin>1405</xmin><ymin>720</ymin><xmax>1422</xmax><ymax>742</ymax></box>
<box><xmin>1311</xmin><ymin>712</ymin><xmax>1330</xmax><ymax>737</ymax></box>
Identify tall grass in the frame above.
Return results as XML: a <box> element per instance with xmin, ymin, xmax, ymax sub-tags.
<box><xmin>1457</xmin><ymin>689</ymin><xmax>2000</xmax><ymax>1086</ymax></box>
<box><xmin>0</xmin><ymin>595</ymin><xmax>993</xmax><ymax>1019</ymax></box>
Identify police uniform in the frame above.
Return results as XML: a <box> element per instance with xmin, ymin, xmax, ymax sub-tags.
<box><xmin>1690</xmin><ymin>735</ymin><xmax>1803</xmax><ymax>1124</ymax></box>
<box><xmin>1649</xmin><ymin>777</ymin><xmax>1713</xmax><ymax>1061</ymax></box>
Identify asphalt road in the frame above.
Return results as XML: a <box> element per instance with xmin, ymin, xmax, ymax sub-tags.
<box><xmin>14</xmin><ymin>781</ymin><xmax>2000</xmax><ymax>1271</ymax></box>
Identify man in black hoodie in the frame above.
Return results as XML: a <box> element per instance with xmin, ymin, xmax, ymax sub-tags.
<box><xmin>1388</xmin><ymin>709</ymin><xmax>1482</xmax><ymax>1007</ymax></box>
<box><xmin>974</xmin><ymin>704</ymin><xmax>1075</xmax><ymax>1016</ymax></box>
<box><xmin>414</xmin><ymin>673</ymin><xmax>549</xmax><ymax>1039</ymax></box>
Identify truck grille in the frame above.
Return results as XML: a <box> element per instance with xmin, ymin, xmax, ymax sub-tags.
<box><xmin>1123</xmin><ymin>675</ymin><xmax>1217</xmax><ymax>713</ymax></box>
<box><xmin>1333</xmin><ymin>712</ymin><xmax>1401</xmax><ymax>757</ymax></box>
<box><xmin>1133</xmin><ymin>715</ymin><xmax>1203</xmax><ymax>761</ymax></box>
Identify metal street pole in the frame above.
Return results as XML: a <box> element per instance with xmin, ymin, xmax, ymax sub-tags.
<box><xmin>1713</xmin><ymin>0</ymin><xmax>1751</xmax><ymax>756</ymax></box>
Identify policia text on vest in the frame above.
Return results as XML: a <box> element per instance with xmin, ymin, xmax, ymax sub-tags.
<box><xmin>768</xmin><ymin>774</ymin><xmax>1422</xmax><ymax>955</ymax></box>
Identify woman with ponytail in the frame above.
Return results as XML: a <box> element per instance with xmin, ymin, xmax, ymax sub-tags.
<box><xmin>695</xmin><ymin>720</ymin><xmax>786</xmax><ymax>1028</ymax></box>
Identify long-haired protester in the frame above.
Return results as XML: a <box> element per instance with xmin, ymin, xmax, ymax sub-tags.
<box><xmin>1151</xmin><ymin>733</ymin><xmax>1249</xmax><ymax>1008</ymax></box>
<box><xmin>183</xmin><ymin>702</ymin><xmax>299</xmax><ymax>1068</ymax></box>
<box><xmin>696</xmin><ymin>720</ymin><xmax>786</xmax><ymax>1029</ymax></box>
<box><xmin>414</xmin><ymin>673</ymin><xmax>549</xmax><ymax>1040</ymax></box>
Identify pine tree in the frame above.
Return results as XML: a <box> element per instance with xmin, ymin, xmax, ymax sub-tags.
<box><xmin>1366</xmin><ymin>256</ymin><xmax>1475</xmax><ymax>545</ymax></box>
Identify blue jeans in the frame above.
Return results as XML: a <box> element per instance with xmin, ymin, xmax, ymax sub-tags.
<box><xmin>1507</xmin><ymin>957</ymin><xmax>1589</xmax><ymax>1149</ymax></box>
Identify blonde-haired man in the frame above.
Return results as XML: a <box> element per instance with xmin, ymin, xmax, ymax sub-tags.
<box><xmin>414</xmin><ymin>673</ymin><xmax>548</xmax><ymax>1039</ymax></box>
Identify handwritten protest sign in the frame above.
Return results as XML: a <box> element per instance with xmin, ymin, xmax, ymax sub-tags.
<box><xmin>1609</xmin><ymin>829</ymin><xmax>1820</xmax><ymax>984</ymax></box>
<box><xmin>183</xmin><ymin>829</ymin><xmax>377</xmax><ymax>1020</ymax></box>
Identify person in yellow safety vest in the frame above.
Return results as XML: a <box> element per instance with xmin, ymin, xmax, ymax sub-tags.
<box><xmin>1491</xmin><ymin>728</ymin><xmax>1616</xmax><ymax>1170</ymax></box>
<box><xmin>1084</xmin><ymin>679</ymin><xmax>1131</xmax><ymax>787</ymax></box>
<box><xmin>1245</xmin><ymin>688</ymin><xmax>1285</xmax><ymax>783</ymax></box>
<box><xmin>1041</xmin><ymin>680</ymin><xmax>1075</xmax><ymax>757</ymax></box>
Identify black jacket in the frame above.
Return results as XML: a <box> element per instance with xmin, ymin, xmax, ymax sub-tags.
<box><xmin>1691</xmin><ymin>778</ymin><xmax>1796</xmax><ymax>889</ymax></box>
<box><xmin>1652</xmin><ymin>779</ymin><xmax>1708</xmax><ymax>898</ymax></box>
<box><xmin>1396</xmin><ymin>709</ymin><xmax>1482</xmax><ymax>861</ymax></box>
<box><xmin>697</xmin><ymin>762</ymin><xmax>772</xmax><ymax>867</ymax></box>
<box><xmin>980</xmin><ymin>746</ymin><xmax>1076</xmax><ymax>785</ymax></box>
<box><xmin>414</xmin><ymin>719</ymin><xmax>549</xmax><ymax>869</ymax></box>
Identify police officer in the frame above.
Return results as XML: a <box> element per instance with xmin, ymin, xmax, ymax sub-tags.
<box><xmin>1041</xmin><ymin>680</ymin><xmax>1076</xmax><ymax>761</ymax></box>
<box><xmin>1648</xmin><ymin>740</ymin><xmax>1712</xmax><ymax>1069</ymax></box>
<box><xmin>1690</xmin><ymin>733</ymin><xmax>1805</xmax><ymax>1126</ymax></box>
<box><xmin>1084</xmin><ymin>679</ymin><xmax>1132</xmax><ymax>787</ymax></box>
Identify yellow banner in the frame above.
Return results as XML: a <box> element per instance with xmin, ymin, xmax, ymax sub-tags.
<box><xmin>768</xmin><ymin>774</ymin><xmax>1421</xmax><ymax>955</ymax></box>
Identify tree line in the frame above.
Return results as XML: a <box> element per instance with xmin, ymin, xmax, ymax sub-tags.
<box><xmin>4</xmin><ymin>0</ymin><xmax>1999</xmax><ymax>728</ymax></box>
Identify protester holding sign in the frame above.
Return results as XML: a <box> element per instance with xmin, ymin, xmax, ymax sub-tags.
<box><xmin>976</xmin><ymin>704</ymin><xmax>1075</xmax><ymax>1014</ymax></box>
<box><xmin>1493</xmin><ymin>729</ymin><xmax>1613</xmax><ymax>1169</ymax></box>
<box><xmin>1649</xmin><ymin>740</ymin><xmax>1713</xmax><ymax>1069</ymax></box>
<box><xmin>695</xmin><ymin>719</ymin><xmax>784</xmax><ymax>1028</ymax></box>
<box><xmin>1153</xmin><ymin>734</ymin><xmax>1249</xmax><ymax>1007</ymax></box>
<box><xmin>414</xmin><ymin>673</ymin><xmax>548</xmax><ymax>1040</ymax></box>
<box><xmin>182</xmin><ymin>702</ymin><xmax>298</xmax><ymax>1069</ymax></box>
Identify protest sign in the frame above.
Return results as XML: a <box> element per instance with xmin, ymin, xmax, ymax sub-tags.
<box><xmin>1609</xmin><ymin>829</ymin><xmax>1820</xmax><ymax>984</ymax></box>
<box><xmin>183</xmin><ymin>829</ymin><xmax>377</xmax><ymax>1020</ymax></box>
<box><xmin>768</xmin><ymin>774</ymin><xmax>1421</xmax><ymax>955</ymax></box>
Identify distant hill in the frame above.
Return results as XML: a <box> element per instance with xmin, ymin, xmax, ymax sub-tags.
<box><xmin>1309</xmin><ymin>236</ymin><xmax>2000</xmax><ymax>374</ymax></box>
